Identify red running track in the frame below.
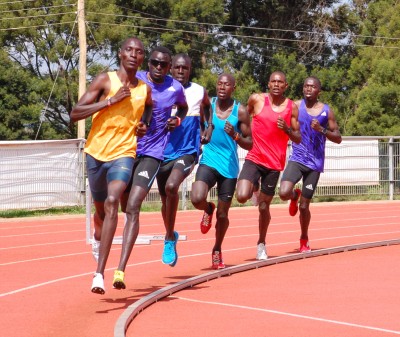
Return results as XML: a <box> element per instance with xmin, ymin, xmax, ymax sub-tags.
<box><xmin>0</xmin><ymin>201</ymin><xmax>399</xmax><ymax>337</ymax></box>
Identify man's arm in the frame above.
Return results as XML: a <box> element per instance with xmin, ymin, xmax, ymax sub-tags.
<box><xmin>288</xmin><ymin>103</ymin><xmax>302</xmax><ymax>144</ymax></box>
<box><xmin>311</xmin><ymin>108</ymin><xmax>342</xmax><ymax>144</ymax></box>
<box><xmin>136</xmin><ymin>84</ymin><xmax>153</xmax><ymax>137</ymax></box>
<box><xmin>225</xmin><ymin>104</ymin><xmax>253</xmax><ymax>151</ymax></box>
<box><xmin>326</xmin><ymin>109</ymin><xmax>342</xmax><ymax>144</ymax></box>
<box><xmin>200</xmin><ymin>89</ymin><xmax>213</xmax><ymax>144</ymax></box>
<box><xmin>70</xmin><ymin>73</ymin><xmax>132</xmax><ymax>123</ymax></box>
<box><xmin>70</xmin><ymin>73</ymin><xmax>109</xmax><ymax>123</ymax></box>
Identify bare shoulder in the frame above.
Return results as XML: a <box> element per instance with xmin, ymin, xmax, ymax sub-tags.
<box><xmin>294</xmin><ymin>99</ymin><xmax>302</xmax><ymax>107</ymax></box>
<box><xmin>248</xmin><ymin>92</ymin><xmax>265</xmax><ymax>103</ymax></box>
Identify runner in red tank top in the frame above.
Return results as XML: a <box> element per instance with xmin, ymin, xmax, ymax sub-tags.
<box><xmin>236</xmin><ymin>71</ymin><xmax>301</xmax><ymax>260</ymax></box>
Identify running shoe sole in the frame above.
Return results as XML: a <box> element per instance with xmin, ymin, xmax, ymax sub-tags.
<box><xmin>113</xmin><ymin>270</ymin><xmax>126</xmax><ymax>289</ymax></box>
<box><xmin>91</xmin><ymin>273</ymin><xmax>105</xmax><ymax>295</ymax></box>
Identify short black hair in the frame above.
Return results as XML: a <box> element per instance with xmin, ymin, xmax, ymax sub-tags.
<box><xmin>172</xmin><ymin>53</ymin><xmax>191</xmax><ymax>66</ymax></box>
<box><xmin>150</xmin><ymin>46</ymin><xmax>172</xmax><ymax>58</ymax></box>
<box><xmin>305</xmin><ymin>76</ymin><xmax>322</xmax><ymax>89</ymax></box>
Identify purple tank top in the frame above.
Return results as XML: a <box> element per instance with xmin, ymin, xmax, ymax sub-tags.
<box><xmin>290</xmin><ymin>100</ymin><xmax>329</xmax><ymax>172</ymax></box>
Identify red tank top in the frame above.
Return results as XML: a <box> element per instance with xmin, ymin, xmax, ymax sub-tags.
<box><xmin>246</xmin><ymin>95</ymin><xmax>293</xmax><ymax>171</ymax></box>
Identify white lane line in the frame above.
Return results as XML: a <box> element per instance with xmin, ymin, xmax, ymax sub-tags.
<box><xmin>0</xmin><ymin>239</ymin><xmax>84</xmax><ymax>250</ymax></box>
<box><xmin>172</xmin><ymin>296</ymin><xmax>400</xmax><ymax>335</ymax></box>
<box><xmin>1</xmin><ymin>230</ymin><xmax>400</xmax><ymax>266</ymax></box>
<box><xmin>0</xmin><ymin>235</ymin><xmax>398</xmax><ymax>297</ymax></box>
<box><xmin>0</xmin><ymin>258</ymin><xmax>163</xmax><ymax>298</ymax></box>
<box><xmin>0</xmin><ymin>216</ymin><xmax>398</xmax><ymax>244</ymax></box>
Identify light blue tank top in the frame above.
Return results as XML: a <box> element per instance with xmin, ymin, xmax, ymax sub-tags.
<box><xmin>200</xmin><ymin>98</ymin><xmax>240</xmax><ymax>178</ymax></box>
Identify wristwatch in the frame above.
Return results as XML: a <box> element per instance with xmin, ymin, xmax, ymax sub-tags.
<box><xmin>322</xmin><ymin>127</ymin><xmax>328</xmax><ymax>135</ymax></box>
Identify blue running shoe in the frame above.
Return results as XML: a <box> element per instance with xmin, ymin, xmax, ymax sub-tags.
<box><xmin>162</xmin><ymin>231</ymin><xmax>179</xmax><ymax>266</ymax></box>
<box><xmin>169</xmin><ymin>231</ymin><xmax>179</xmax><ymax>267</ymax></box>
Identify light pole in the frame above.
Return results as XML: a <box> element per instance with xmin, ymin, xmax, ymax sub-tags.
<box><xmin>77</xmin><ymin>0</ymin><xmax>86</xmax><ymax>139</ymax></box>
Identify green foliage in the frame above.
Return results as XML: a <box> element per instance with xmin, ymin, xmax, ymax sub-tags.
<box><xmin>0</xmin><ymin>50</ymin><xmax>42</xmax><ymax>140</ymax></box>
<box><xmin>345</xmin><ymin>0</ymin><xmax>400</xmax><ymax>136</ymax></box>
<box><xmin>0</xmin><ymin>0</ymin><xmax>399</xmax><ymax>139</ymax></box>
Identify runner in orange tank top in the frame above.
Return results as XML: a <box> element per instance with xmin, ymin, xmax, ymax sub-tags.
<box><xmin>236</xmin><ymin>71</ymin><xmax>301</xmax><ymax>260</ymax></box>
<box><xmin>70</xmin><ymin>37</ymin><xmax>153</xmax><ymax>295</ymax></box>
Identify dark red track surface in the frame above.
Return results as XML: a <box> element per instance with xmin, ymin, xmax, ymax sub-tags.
<box><xmin>1</xmin><ymin>201</ymin><xmax>399</xmax><ymax>337</ymax></box>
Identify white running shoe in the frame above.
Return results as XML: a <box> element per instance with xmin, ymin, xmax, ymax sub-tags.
<box><xmin>91</xmin><ymin>273</ymin><xmax>105</xmax><ymax>294</ymax></box>
<box><xmin>256</xmin><ymin>243</ymin><xmax>268</xmax><ymax>260</ymax></box>
<box><xmin>91</xmin><ymin>237</ymin><xmax>100</xmax><ymax>263</ymax></box>
<box><xmin>251</xmin><ymin>190</ymin><xmax>260</xmax><ymax>206</ymax></box>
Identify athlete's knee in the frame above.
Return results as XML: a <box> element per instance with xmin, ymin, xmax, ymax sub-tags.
<box><xmin>105</xmin><ymin>195</ymin><xmax>119</xmax><ymax>214</ymax></box>
<box><xmin>258</xmin><ymin>199</ymin><xmax>270</xmax><ymax>211</ymax></box>
<box><xmin>165</xmin><ymin>181</ymin><xmax>179</xmax><ymax>196</ymax></box>
<box><xmin>299</xmin><ymin>202</ymin><xmax>310</xmax><ymax>214</ymax></box>
<box><xmin>278</xmin><ymin>182</ymin><xmax>293</xmax><ymax>201</ymax></box>
<box><xmin>190</xmin><ymin>190</ymin><xmax>203</xmax><ymax>207</ymax></box>
<box><xmin>235</xmin><ymin>189</ymin><xmax>248</xmax><ymax>204</ymax></box>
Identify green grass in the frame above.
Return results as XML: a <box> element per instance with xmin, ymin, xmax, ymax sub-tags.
<box><xmin>0</xmin><ymin>194</ymin><xmax>398</xmax><ymax>219</ymax></box>
<box><xmin>0</xmin><ymin>206</ymin><xmax>87</xmax><ymax>218</ymax></box>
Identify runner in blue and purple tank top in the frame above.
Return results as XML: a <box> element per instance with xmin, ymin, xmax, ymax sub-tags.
<box><xmin>156</xmin><ymin>53</ymin><xmax>212</xmax><ymax>267</ymax></box>
<box><xmin>117</xmin><ymin>47</ymin><xmax>188</xmax><ymax>287</ymax></box>
<box><xmin>279</xmin><ymin>76</ymin><xmax>342</xmax><ymax>253</ymax></box>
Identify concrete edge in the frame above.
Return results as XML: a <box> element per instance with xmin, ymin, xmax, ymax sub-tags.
<box><xmin>114</xmin><ymin>238</ymin><xmax>400</xmax><ymax>337</ymax></box>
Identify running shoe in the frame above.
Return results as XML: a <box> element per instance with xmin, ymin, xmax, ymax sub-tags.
<box><xmin>112</xmin><ymin>270</ymin><xmax>126</xmax><ymax>289</ymax></box>
<box><xmin>289</xmin><ymin>188</ymin><xmax>302</xmax><ymax>216</ymax></box>
<box><xmin>200</xmin><ymin>202</ymin><xmax>216</xmax><ymax>234</ymax></box>
<box><xmin>211</xmin><ymin>251</ymin><xmax>225</xmax><ymax>269</ymax></box>
<box><xmin>256</xmin><ymin>243</ymin><xmax>268</xmax><ymax>260</ymax></box>
<box><xmin>91</xmin><ymin>237</ymin><xmax>100</xmax><ymax>263</ymax></box>
<box><xmin>251</xmin><ymin>189</ymin><xmax>260</xmax><ymax>206</ymax></box>
<box><xmin>91</xmin><ymin>273</ymin><xmax>105</xmax><ymax>295</ymax></box>
<box><xmin>162</xmin><ymin>231</ymin><xmax>179</xmax><ymax>267</ymax></box>
<box><xmin>299</xmin><ymin>239</ymin><xmax>311</xmax><ymax>253</ymax></box>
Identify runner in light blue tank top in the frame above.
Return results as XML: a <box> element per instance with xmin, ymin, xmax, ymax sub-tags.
<box><xmin>200</xmin><ymin>97</ymin><xmax>240</xmax><ymax>179</ymax></box>
<box><xmin>191</xmin><ymin>73</ymin><xmax>253</xmax><ymax>270</ymax></box>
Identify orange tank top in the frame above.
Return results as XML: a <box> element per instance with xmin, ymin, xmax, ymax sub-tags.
<box><xmin>246</xmin><ymin>95</ymin><xmax>292</xmax><ymax>171</ymax></box>
<box><xmin>84</xmin><ymin>72</ymin><xmax>147</xmax><ymax>161</ymax></box>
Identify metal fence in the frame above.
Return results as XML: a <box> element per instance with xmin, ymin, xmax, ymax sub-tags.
<box><xmin>146</xmin><ymin>136</ymin><xmax>400</xmax><ymax>209</ymax></box>
<box><xmin>0</xmin><ymin>139</ymin><xmax>86</xmax><ymax>211</ymax></box>
<box><xmin>0</xmin><ymin>137</ymin><xmax>399</xmax><ymax>212</ymax></box>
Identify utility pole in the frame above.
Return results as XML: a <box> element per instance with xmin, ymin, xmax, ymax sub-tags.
<box><xmin>77</xmin><ymin>0</ymin><xmax>86</xmax><ymax>139</ymax></box>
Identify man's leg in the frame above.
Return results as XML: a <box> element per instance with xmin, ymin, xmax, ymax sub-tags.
<box><xmin>257</xmin><ymin>193</ymin><xmax>274</xmax><ymax>245</ymax></box>
<box><xmin>117</xmin><ymin>185</ymin><xmax>149</xmax><ymax>273</ymax></box>
<box><xmin>212</xmin><ymin>200</ymin><xmax>231</xmax><ymax>253</ymax></box>
<box><xmin>95</xmin><ymin>180</ymin><xmax>127</xmax><ymax>276</ymax></box>
<box><xmin>164</xmin><ymin>168</ymin><xmax>188</xmax><ymax>240</ymax></box>
<box><xmin>113</xmin><ymin>156</ymin><xmax>160</xmax><ymax>288</ymax></box>
<box><xmin>235</xmin><ymin>179</ymin><xmax>254</xmax><ymax>204</ymax></box>
<box><xmin>191</xmin><ymin>165</ymin><xmax>216</xmax><ymax>235</ymax></box>
<box><xmin>297</xmin><ymin>169</ymin><xmax>319</xmax><ymax>253</ymax></box>
<box><xmin>299</xmin><ymin>197</ymin><xmax>312</xmax><ymax>240</ymax></box>
<box><xmin>92</xmin><ymin>205</ymin><xmax>105</xmax><ymax>242</ymax></box>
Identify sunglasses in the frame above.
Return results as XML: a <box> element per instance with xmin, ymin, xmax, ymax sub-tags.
<box><xmin>149</xmin><ymin>59</ymin><xmax>170</xmax><ymax>68</ymax></box>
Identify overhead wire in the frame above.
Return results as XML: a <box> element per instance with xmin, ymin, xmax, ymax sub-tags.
<box><xmin>0</xmin><ymin>3</ymin><xmax>75</xmax><ymax>14</ymax></box>
<box><xmin>34</xmin><ymin>14</ymin><xmax>78</xmax><ymax>140</ymax></box>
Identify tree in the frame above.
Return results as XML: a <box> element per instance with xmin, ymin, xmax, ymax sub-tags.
<box><xmin>0</xmin><ymin>50</ymin><xmax>42</xmax><ymax>140</ymax></box>
<box><xmin>345</xmin><ymin>0</ymin><xmax>400</xmax><ymax>136</ymax></box>
<box><xmin>0</xmin><ymin>0</ymin><xmax>144</xmax><ymax>139</ymax></box>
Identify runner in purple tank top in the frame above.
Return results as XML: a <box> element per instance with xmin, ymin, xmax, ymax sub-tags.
<box><xmin>279</xmin><ymin>76</ymin><xmax>342</xmax><ymax>253</ymax></box>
